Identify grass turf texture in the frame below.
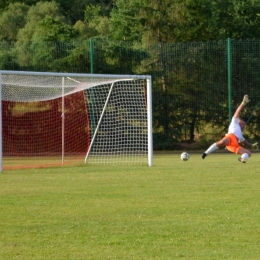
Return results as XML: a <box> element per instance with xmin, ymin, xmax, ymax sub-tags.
<box><xmin>1</xmin><ymin>153</ymin><xmax>260</xmax><ymax>259</ymax></box>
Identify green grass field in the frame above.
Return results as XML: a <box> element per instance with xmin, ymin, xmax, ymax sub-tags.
<box><xmin>1</xmin><ymin>152</ymin><xmax>260</xmax><ymax>259</ymax></box>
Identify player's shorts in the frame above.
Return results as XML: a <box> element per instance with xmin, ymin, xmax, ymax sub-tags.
<box><xmin>225</xmin><ymin>133</ymin><xmax>242</xmax><ymax>154</ymax></box>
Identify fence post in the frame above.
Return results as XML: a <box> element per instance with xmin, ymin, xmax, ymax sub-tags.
<box><xmin>90</xmin><ymin>38</ymin><xmax>94</xmax><ymax>74</ymax></box>
<box><xmin>227</xmin><ymin>38</ymin><xmax>232</xmax><ymax>123</ymax></box>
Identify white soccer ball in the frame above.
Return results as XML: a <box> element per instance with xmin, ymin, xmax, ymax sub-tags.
<box><xmin>180</xmin><ymin>152</ymin><xmax>189</xmax><ymax>161</ymax></box>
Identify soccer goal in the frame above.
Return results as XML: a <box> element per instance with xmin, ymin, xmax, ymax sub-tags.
<box><xmin>0</xmin><ymin>70</ymin><xmax>153</xmax><ymax>171</ymax></box>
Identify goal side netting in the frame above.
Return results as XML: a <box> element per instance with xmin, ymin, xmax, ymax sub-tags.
<box><xmin>0</xmin><ymin>71</ymin><xmax>153</xmax><ymax>170</ymax></box>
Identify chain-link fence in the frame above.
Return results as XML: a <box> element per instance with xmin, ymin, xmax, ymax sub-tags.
<box><xmin>1</xmin><ymin>38</ymin><xmax>260</xmax><ymax>150</ymax></box>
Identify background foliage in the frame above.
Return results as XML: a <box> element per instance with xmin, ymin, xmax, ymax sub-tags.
<box><xmin>1</xmin><ymin>0</ymin><xmax>260</xmax><ymax>150</ymax></box>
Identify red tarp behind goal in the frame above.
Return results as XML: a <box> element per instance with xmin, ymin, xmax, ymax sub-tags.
<box><xmin>3</xmin><ymin>91</ymin><xmax>90</xmax><ymax>161</ymax></box>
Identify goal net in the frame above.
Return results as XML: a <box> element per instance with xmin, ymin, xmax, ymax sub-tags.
<box><xmin>0</xmin><ymin>71</ymin><xmax>153</xmax><ymax>171</ymax></box>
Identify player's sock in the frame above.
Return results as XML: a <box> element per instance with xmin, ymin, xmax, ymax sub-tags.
<box><xmin>238</xmin><ymin>153</ymin><xmax>249</xmax><ymax>163</ymax></box>
<box><xmin>238</xmin><ymin>157</ymin><xmax>245</xmax><ymax>163</ymax></box>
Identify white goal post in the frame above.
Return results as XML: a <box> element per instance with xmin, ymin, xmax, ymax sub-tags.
<box><xmin>0</xmin><ymin>70</ymin><xmax>153</xmax><ymax>171</ymax></box>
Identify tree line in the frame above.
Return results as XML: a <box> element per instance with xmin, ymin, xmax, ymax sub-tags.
<box><xmin>1</xmin><ymin>0</ymin><xmax>260</xmax><ymax>43</ymax></box>
<box><xmin>1</xmin><ymin>0</ymin><xmax>260</xmax><ymax>150</ymax></box>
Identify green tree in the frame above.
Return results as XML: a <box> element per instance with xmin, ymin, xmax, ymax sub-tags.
<box><xmin>109</xmin><ymin>0</ymin><xmax>180</xmax><ymax>43</ymax></box>
<box><xmin>210</xmin><ymin>0</ymin><xmax>260</xmax><ymax>39</ymax></box>
<box><xmin>33</xmin><ymin>16</ymin><xmax>78</xmax><ymax>41</ymax></box>
<box><xmin>74</xmin><ymin>3</ymin><xmax>111</xmax><ymax>39</ymax></box>
<box><xmin>174</xmin><ymin>0</ymin><xmax>260</xmax><ymax>42</ymax></box>
<box><xmin>108</xmin><ymin>0</ymin><xmax>143</xmax><ymax>41</ymax></box>
<box><xmin>0</xmin><ymin>0</ymin><xmax>114</xmax><ymax>24</ymax></box>
<box><xmin>84</xmin><ymin>4</ymin><xmax>109</xmax><ymax>37</ymax></box>
<box><xmin>13</xmin><ymin>1</ymin><xmax>79</xmax><ymax>70</ymax></box>
<box><xmin>55</xmin><ymin>0</ymin><xmax>114</xmax><ymax>24</ymax></box>
<box><xmin>16</xmin><ymin>1</ymin><xmax>66</xmax><ymax>42</ymax></box>
<box><xmin>0</xmin><ymin>0</ymin><xmax>14</xmax><ymax>11</ymax></box>
<box><xmin>0</xmin><ymin>3</ymin><xmax>29</xmax><ymax>41</ymax></box>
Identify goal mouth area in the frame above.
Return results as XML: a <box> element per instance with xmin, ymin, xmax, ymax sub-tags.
<box><xmin>0</xmin><ymin>71</ymin><xmax>153</xmax><ymax>170</ymax></box>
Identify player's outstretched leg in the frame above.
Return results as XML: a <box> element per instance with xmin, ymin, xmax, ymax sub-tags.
<box><xmin>202</xmin><ymin>137</ymin><xmax>230</xmax><ymax>159</ymax></box>
<box><xmin>201</xmin><ymin>143</ymin><xmax>219</xmax><ymax>159</ymax></box>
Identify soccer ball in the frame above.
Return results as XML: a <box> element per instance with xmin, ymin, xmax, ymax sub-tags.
<box><xmin>180</xmin><ymin>152</ymin><xmax>189</xmax><ymax>161</ymax></box>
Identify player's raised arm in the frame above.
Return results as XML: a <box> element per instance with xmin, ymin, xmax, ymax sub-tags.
<box><xmin>233</xmin><ymin>94</ymin><xmax>250</xmax><ymax>118</ymax></box>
